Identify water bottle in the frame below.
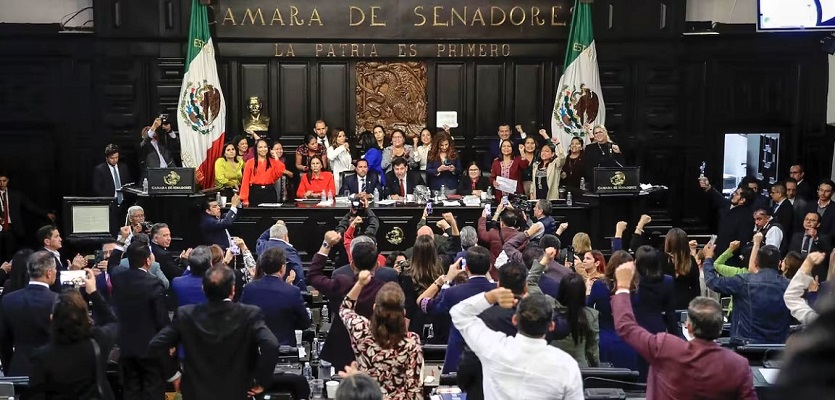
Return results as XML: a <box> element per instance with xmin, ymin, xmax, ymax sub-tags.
<box><xmin>311</xmin><ymin>337</ymin><xmax>319</xmax><ymax>360</ymax></box>
<box><xmin>302</xmin><ymin>361</ymin><xmax>313</xmax><ymax>381</ymax></box>
<box><xmin>215</xmin><ymin>191</ymin><xmax>221</xmax><ymax>204</ymax></box>
<box><xmin>142</xmin><ymin>178</ymin><xmax>149</xmax><ymax>193</ymax></box>
<box><xmin>566</xmin><ymin>191</ymin><xmax>573</xmax><ymax>207</ymax></box>
<box><xmin>440</xmin><ymin>185</ymin><xmax>446</xmax><ymax>199</ymax></box>
<box><xmin>327</xmin><ymin>190</ymin><xmax>334</xmax><ymax>204</ymax></box>
<box><xmin>486</xmin><ymin>186</ymin><xmax>493</xmax><ymax>200</ymax></box>
<box><xmin>320</xmin><ymin>190</ymin><xmax>326</xmax><ymax>202</ymax></box>
<box><xmin>373</xmin><ymin>188</ymin><xmax>380</xmax><ymax>202</ymax></box>
<box><xmin>321</xmin><ymin>304</ymin><xmax>329</xmax><ymax>323</ymax></box>
<box><xmin>579</xmin><ymin>177</ymin><xmax>586</xmax><ymax>192</ymax></box>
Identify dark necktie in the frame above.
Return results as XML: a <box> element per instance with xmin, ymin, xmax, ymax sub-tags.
<box><xmin>360</xmin><ymin>178</ymin><xmax>366</xmax><ymax>193</ymax></box>
<box><xmin>802</xmin><ymin>235</ymin><xmax>812</xmax><ymax>254</ymax></box>
<box><xmin>112</xmin><ymin>166</ymin><xmax>123</xmax><ymax>205</ymax></box>
<box><xmin>1</xmin><ymin>191</ymin><xmax>8</xmax><ymax>231</ymax></box>
<box><xmin>400</xmin><ymin>179</ymin><xmax>405</xmax><ymax>197</ymax></box>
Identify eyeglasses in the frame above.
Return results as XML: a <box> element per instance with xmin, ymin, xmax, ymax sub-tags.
<box><xmin>804</xmin><ymin>218</ymin><xmax>819</xmax><ymax>223</ymax></box>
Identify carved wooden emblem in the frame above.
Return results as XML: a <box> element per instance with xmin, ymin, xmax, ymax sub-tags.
<box><xmin>355</xmin><ymin>61</ymin><xmax>427</xmax><ymax>137</ymax></box>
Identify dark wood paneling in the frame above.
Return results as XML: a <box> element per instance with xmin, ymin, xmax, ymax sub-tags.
<box><xmin>434</xmin><ymin>62</ymin><xmax>466</xmax><ymax>131</ymax></box>
<box><xmin>278</xmin><ymin>63</ymin><xmax>310</xmax><ymax>135</ymax></box>
<box><xmin>317</xmin><ymin>63</ymin><xmax>350</xmax><ymax>133</ymax></box>
<box><xmin>512</xmin><ymin>63</ymin><xmax>543</xmax><ymax>133</ymax></box>
<box><xmin>474</xmin><ymin>64</ymin><xmax>504</xmax><ymax>137</ymax></box>
<box><xmin>240</xmin><ymin>63</ymin><xmax>269</xmax><ymax>111</ymax></box>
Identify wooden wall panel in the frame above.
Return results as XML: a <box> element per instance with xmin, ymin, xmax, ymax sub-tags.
<box><xmin>318</xmin><ymin>63</ymin><xmax>350</xmax><ymax>133</ymax></box>
<box><xmin>240</xmin><ymin>63</ymin><xmax>269</xmax><ymax>113</ymax></box>
<box><xmin>434</xmin><ymin>62</ymin><xmax>466</xmax><ymax>132</ymax></box>
<box><xmin>474</xmin><ymin>64</ymin><xmax>504</xmax><ymax>138</ymax></box>
<box><xmin>513</xmin><ymin>64</ymin><xmax>543</xmax><ymax>133</ymax></box>
<box><xmin>278</xmin><ymin>63</ymin><xmax>309</xmax><ymax>136</ymax></box>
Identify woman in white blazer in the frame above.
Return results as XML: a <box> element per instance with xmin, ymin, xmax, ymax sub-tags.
<box><xmin>327</xmin><ymin>128</ymin><xmax>353</xmax><ymax>192</ymax></box>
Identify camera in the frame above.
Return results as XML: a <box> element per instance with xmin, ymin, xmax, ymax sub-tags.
<box><xmin>350</xmin><ymin>199</ymin><xmax>367</xmax><ymax>216</ymax></box>
<box><xmin>158</xmin><ymin>113</ymin><xmax>169</xmax><ymax>124</ymax></box>
<box><xmin>139</xmin><ymin>221</ymin><xmax>153</xmax><ymax>233</ymax></box>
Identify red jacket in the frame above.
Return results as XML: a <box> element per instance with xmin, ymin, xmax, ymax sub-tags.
<box><xmin>476</xmin><ymin>216</ymin><xmax>520</xmax><ymax>279</ymax></box>
<box><xmin>490</xmin><ymin>157</ymin><xmax>528</xmax><ymax>200</ymax></box>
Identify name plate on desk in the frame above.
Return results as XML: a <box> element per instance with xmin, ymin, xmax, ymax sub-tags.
<box><xmin>147</xmin><ymin>168</ymin><xmax>195</xmax><ymax>195</ymax></box>
<box><xmin>594</xmin><ymin>167</ymin><xmax>640</xmax><ymax>194</ymax></box>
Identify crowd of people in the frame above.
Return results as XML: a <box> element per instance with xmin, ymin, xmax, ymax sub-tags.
<box><xmin>0</xmin><ymin>117</ymin><xmax>833</xmax><ymax>400</ymax></box>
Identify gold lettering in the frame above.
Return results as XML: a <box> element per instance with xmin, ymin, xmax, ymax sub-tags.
<box><xmin>271</xmin><ymin>9</ymin><xmax>284</xmax><ymax>25</ymax></box>
<box><xmin>502</xmin><ymin>44</ymin><xmax>510</xmax><ymax>57</ymax></box>
<box><xmin>490</xmin><ymin>6</ymin><xmax>506</xmax><ymax>26</ymax></box>
<box><xmin>289</xmin><ymin>6</ymin><xmax>303</xmax><ymax>25</ymax></box>
<box><xmin>437</xmin><ymin>44</ymin><xmax>445</xmax><ymax>57</ymax></box>
<box><xmin>351</xmin><ymin>44</ymin><xmax>359</xmax><ymax>57</ymax></box>
<box><xmin>433</xmin><ymin>6</ymin><xmax>448</xmax><ymax>26</ymax></box>
<box><xmin>449</xmin><ymin>43</ymin><xmax>456</xmax><ymax>57</ymax></box>
<box><xmin>509</xmin><ymin>6</ymin><xmax>525</xmax><ymax>26</ymax></box>
<box><xmin>551</xmin><ymin>6</ymin><xmax>566</xmax><ymax>26</ymax></box>
<box><xmin>315</xmin><ymin>43</ymin><xmax>324</xmax><ymax>57</ymax></box>
<box><xmin>223</xmin><ymin>8</ymin><xmax>236</xmax><ymax>25</ymax></box>
<box><xmin>242</xmin><ymin>8</ymin><xmax>265</xmax><ymax>25</ymax></box>
<box><xmin>413</xmin><ymin>6</ymin><xmax>426</xmax><ymax>26</ymax></box>
<box><xmin>369</xmin><ymin>44</ymin><xmax>378</xmax><ymax>57</ymax></box>
<box><xmin>349</xmin><ymin>6</ymin><xmax>365</xmax><ymax>26</ymax></box>
<box><xmin>326</xmin><ymin>44</ymin><xmax>336</xmax><ymax>57</ymax></box>
<box><xmin>531</xmin><ymin>6</ymin><xmax>545</xmax><ymax>26</ymax></box>
<box><xmin>490</xmin><ymin>44</ymin><xmax>498</xmax><ymax>57</ymax></box>
<box><xmin>286</xmin><ymin>44</ymin><xmax>295</xmax><ymax>56</ymax></box>
<box><xmin>193</xmin><ymin>38</ymin><xmax>205</xmax><ymax>49</ymax></box>
<box><xmin>467</xmin><ymin>43</ymin><xmax>476</xmax><ymax>54</ymax></box>
<box><xmin>471</xmin><ymin>8</ymin><xmax>485</xmax><ymax>26</ymax></box>
<box><xmin>309</xmin><ymin>8</ymin><xmax>323</xmax><ymax>26</ymax></box>
<box><xmin>479</xmin><ymin>44</ymin><xmax>486</xmax><ymax>57</ymax></box>
<box><xmin>451</xmin><ymin>7</ymin><xmax>466</xmax><ymax>26</ymax></box>
<box><xmin>339</xmin><ymin>44</ymin><xmax>347</xmax><ymax>56</ymax></box>
<box><xmin>370</xmin><ymin>6</ymin><xmax>386</xmax><ymax>26</ymax></box>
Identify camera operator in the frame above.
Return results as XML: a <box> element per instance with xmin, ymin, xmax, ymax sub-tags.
<box><xmin>336</xmin><ymin>197</ymin><xmax>379</xmax><ymax>238</ymax></box>
<box><xmin>140</xmin><ymin>115</ymin><xmax>179</xmax><ymax>173</ymax></box>
<box><xmin>477</xmin><ymin>201</ymin><xmax>522</xmax><ymax>278</ymax></box>
<box><xmin>121</xmin><ymin>205</ymin><xmax>152</xmax><ymax>246</ymax></box>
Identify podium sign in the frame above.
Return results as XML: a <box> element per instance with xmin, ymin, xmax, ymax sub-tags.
<box><xmin>594</xmin><ymin>167</ymin><xmax>641</xmax><ymax>194</ymax></box>
<box><xmin>147</xmin><ymin>168</ymin><xmax>196</xmax><ymax>195</ymax></box>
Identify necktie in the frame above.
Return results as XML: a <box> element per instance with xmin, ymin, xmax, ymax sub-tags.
<box><xmin>472</xmin><ymin>180</ymin><xmax>477</xmax><ymax>190</ymax></box>
<box><xmin>771</xmin><ymin>202</ymin><xmax>778</xmax><ymax>215</ymax></box>
<box><xmin>400</xmin><ymin>179</ymin><xmax>405</xmax><ymax>197</ymax></box>
<box><xmin>1</xmin><ymin>191</ymin><xmax>8</xmax><ymax>231</ymax></box>
<box><xmin>803</xmin><ymin>235</ymin><xmax>813</xmax><ymax>253</ymax></box>
<box><xmin>112</xmin><ymin>166</ymin><xmax>123</xmax><ymax>205</ymax></box>
<box><xmin>360</xmin><ymin>178</ymin><xmax>366</xmax><ymax>193</ymax></box>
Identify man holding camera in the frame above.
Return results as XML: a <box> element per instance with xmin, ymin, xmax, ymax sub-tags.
<box><xmin>140</xmin><ymin>116</ymin><xmax>179</xmax><ymax>172</ymax></box>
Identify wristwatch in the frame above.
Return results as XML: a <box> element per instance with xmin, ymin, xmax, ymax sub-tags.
<box><xmin>321</xmin><ymin>241</ymin><xmax>330</xmax><ymax>249</ymax></box>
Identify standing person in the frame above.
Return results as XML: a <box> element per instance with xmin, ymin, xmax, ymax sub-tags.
<box><xmin>0</xmin><ymin>251</ymin><xmax>59</xmax><ymax>377</ymax></box>
<box><xmin>425</xmin><ymin>131</ymin><xmax>461</xmax><ymax>194</ymax></box>
<box><xmin>372</xmin><ymin>125</ymin><xmax>389</xmax><ymax>151</ymax></box>
<box><xmin>296</xmin><ymin>157</ymin><xmax>336</xmax><ymax>199</ymax></box>
<box><xmin>483</xmin><ymin>124</ymin><xmax>519</xmax><ymax>171</ymax></box>
<box><xmin>381</xmin><ymin>129</ymin><xmax>417</xmax><ymax>173</ymax></box>
<box><xmin>140</xmin><ymin>118</ymin><xmax>177</xmax><ymax>171</ymax></box>
<box><xmin>295</xmin><ymin>133</ymin><xmax>329</xmax><ymax>174</ymax></box>
<box><xmin>805</xmin><ymin>179</ymin><xmax>835</xmax><ymax>236</ymax></box>
<box><xmin>490</xmin><ymin>139</ymin><xmax>529</xmax><ymax>201</ymax></box>
<box><xmin>769</xmin><ymin>181</ymin><xmax>795</xmax><ymax>231</ymax></box>
<box><xmin>520</xmin><ymin>136</ymin><xmax>539</xmax><ymax>195</ymax></box>
<box><xmin>786</xmin><ymin>177</ymin><xmax>808</xmax><ymax>231</ymax></box>
<box><xmin>359</xmin><ymin>131</ymin><xmax>384</xmax><ymax>186</ymax></box>
<box><xmin>92</xmin><ymin>144</ymin><xmax>133</xmax><ymax>209</ymax></box>
<box><xmin>699</xmin><ymin>178</ymin><xmax>756</xmax><ymax>260</ymax></box>
<box><xmin>0</xmin><ymin>173</ymin><xmax>55</xmax><ymax>261</ymax></box>
<box><xmin>456</xmin><ymin>162</ymin><xmax>490</xmax><ymax>197</ymax></box>
<box><xmin>529</xmin><ymin>141</ymin><xmax>567</xmax><ymax>200</ymax></box>
<box><xmin>110</xmin><ymin>242</ymin><xmax>170</xmax><ymax>400</ymax></box>
<box><xmin>234</xmin><ymin>135</ymin><xmax>255</xmax><ymax>162</ymax></box>
<box><xmin>551</xmin><ymin>272</ymin><xmax>600</xmax><ymax>368</ymax></box>
<box><xmin>270</xmin><ymin>141</ymin><xmax>295</xmax><ymax>203</ymax></box>
<box><xmin>584</xmin><ymin>124</ymin><xmax>624</xmax><ymax>186</ymax></box>
<box><xmin>411</xmin><ymin>128</ymin><xmax>433</xmax><ymax>183</ymax></box>
<box><xmin>28</xmin><ymin>269</ymin><xmax>119</xmax><ymax>400</ymax></box>
<box><xmin>340</xmin><ymin>272</ymin><xmax>424</xmax><ymax>399</ymax></box>
<box><xmin>314</xmin><ymin>119</ymin><xmax>330</xmax><ymax>148</ymax></box>
<box><xmin>611</xmin><ymin>262</ymin><xmax>757</xmax><ymax>400</ymax></box>
<box><xmin>214</xmin><ymin>143</ymin><xmax>243</xmax><ymax>197</ymax></box>
<box><xmin>327</xmin><ymin>128</ymin><xmax>354</xmax><ymax>192</ymax></box>
<box><xmin>149</xmin><ymin>266</ymin><xmax>279</xmax><ymax>400</ymax></box>
<box><xmin>451</xmin><ymin>288</ymin><xmax>584</xmax><ymax>400</ymax></box>
<box><xmin>789</xmin><ymin>164</ymin><xmax>814</xmax><ymax>201</ymax></box>
<box><xmin>240</xmin><ymin>139</ymin><xmax>287</xmax><ymax>206</ymax></box>
<box><xmin>199</xmin><ymin>195</ymin><xmax>241</xmax><ymax>249</ymax></box>
<box><xmin>561</xmin><ymin>137</ymin><xmax>586</xmax><ymax>192</ymax></box>
<box><xmin>586</xmin><ymin>250</ymin><xmax>637</xmax><ymax>370</ymax></box>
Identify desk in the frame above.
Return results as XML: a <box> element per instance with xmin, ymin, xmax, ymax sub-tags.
<box><xmin>229</xmin><ymin>202</ymin><xmax>592</xmax><ymax>262</ymax></box>
<box><xmin>123</xmin><ymin>186</ymin><xmax>206</xmax><ymax>247</ymax></box>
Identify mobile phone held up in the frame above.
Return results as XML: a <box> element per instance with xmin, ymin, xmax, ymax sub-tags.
<box><xmin>460</xmin><ymin>258</ymin><xmax>467</xmax><ymax>271</ymax></box>
<box><xmin>707</xmin><ymin>234</ymin><xmax>717</xmax><ymax>247</ymax></box>
<box><xmin>425</xmin><ymin>201</ymin><xmax>433</xmax><ymax>215</ymax></box>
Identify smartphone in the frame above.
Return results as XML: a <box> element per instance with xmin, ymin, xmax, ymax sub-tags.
<box><xmin>707</xmin><ymin>234</ymin><xmax>717</xmax><ymax>246</ymax></box>
<box><xmin>460</xmin><ymin>258</ymin><xmax>467</xmax><ymax>271</ymax></box>
<box><xmin>60</xmin><ymin>270</ymin><xmax>87</xmax><ymax>286</ymax></box>
<box><xmin>484</xmin><ymin>204</ymin><xmax>492</xmax><ymax>218</ymax></box>
<box><xmin>425</xmin><ymin>201</ymin><xmax>433</xmax><ymax>215</ymax></box>
<box><xmin>502</xmin><ymin>197</ymin><xmax>509</xmax><ymax>206</ymax></box>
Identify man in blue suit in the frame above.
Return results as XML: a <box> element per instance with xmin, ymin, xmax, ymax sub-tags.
<box><xmin>425</xmin><ymin>245</ymin><xmax>497</xmax><ymax>373</ymax></box>
<box><xmin>240</xmin><ymin>247</ymin><xmax>311</xmax><ymax>346</ymax></box>
<box><xmin>0</xmin><ymin>251</ymin><xmax>59</xmax><ymax>376</ymax></box>
<box><xmin>256</xmin><ymin>221</ymin><xmax>307</xmax><ymax>291</ymax></box>
<box><xmin>171</xmin><ymin>246</ymin><xmax>212</xmax><ymax>307</ymax></box>
<box><xmin>199</xmin><ymin>195</ymin><xmax>240</xmax><ymax>249</ymax></box>
<box><xmin>338</xmin><ymin>159</ymin><xmax>381</xmax><ymax>200</ymax></box>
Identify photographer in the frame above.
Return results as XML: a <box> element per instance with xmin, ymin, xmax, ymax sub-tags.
<box><xmin>477</xmin><ymin>201</ymin><xmax>522</xmax><ymax>277</ymax></box>
<box><xmin>139</xmin><ymin>116</ymin><xmax>179</xmax><ymax>173</ymax></box>
<box><xmin>336</xmin><ymin>197</ymin><xmax>379</xmax><ymax>238</ymax></box>
<box><xmin>122</xmin><ymin>206</ymin><xmax>151</xmax><ymax>246</ymax></box>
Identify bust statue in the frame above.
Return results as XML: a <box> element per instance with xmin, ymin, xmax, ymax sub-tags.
<box><xmin>242</xmin><ymin>96</ymin><xmax>270</xmax><ymax>133</ymax></box>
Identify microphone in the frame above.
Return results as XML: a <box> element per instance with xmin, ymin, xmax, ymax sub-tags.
<box><xmin>607</xmin><ymin>143</ymin><xmax>624</xmax><ymax>168</ymax></box>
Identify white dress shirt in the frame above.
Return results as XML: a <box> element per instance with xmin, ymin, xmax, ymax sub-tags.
<box><xmin>784</xmin><ymin>272</ymin><xmax>818</xmax><ymax>325</ymax></box>
<box><xmin>755</xmin><ymin>221</ymin><xmax>784</xmax><ymax>249</ymax></box>
<box><xmin>450</xmin><ymin>293</ymin><xmax>584</xmax><ymax>400</ymax></box>
<box><xmin>150</xmin><ymin>140</ymin><xmax>168</xmax><ymax>168</ymax></box>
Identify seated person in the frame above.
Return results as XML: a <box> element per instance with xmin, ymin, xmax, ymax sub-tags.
<box><xmin>338</xmin><ymin>159</ymin><xmax>381</xmax><ymax>200</ymax></box>
<box><xmin>457</xmin><ymin>161</ymin><xmax>491</xmax><ymax>197</ymax></box>
<box><xmin>296</xmin><ymin>156</ymin><xmax>335</xmax><ymax>199</ymax></box>
<box><xmin>383</xmin><ymin>157</ymin><xmax>425</xmax><ymax>200</ymax></box>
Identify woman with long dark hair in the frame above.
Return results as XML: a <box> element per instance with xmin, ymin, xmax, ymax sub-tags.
<box><xmin>561</xmin><ymin>137</ymin><xmax>586</xmax><ymax>191</ymax></box>
<box><xmin>234</xmin><ymin>135</ymin><xmax>255</xmax><ymax>162</ymax></box>
<box><xmin>489</xmin><ymin>139</ymin><xmax>528</xmax><ymax>201</ymax></box>
<box><xmin>240</xmin><ymin>138</ymin><xmax>287</xmax><ymax>206</ymax></box>
<box><xmin>520</xmin><ymin>136</ymin><xmax>539</xmax><ymax>194</ymax></box>
<box><xmin>372</xmin><ymin>125</ymin><xmax>389</xmax><ymax>151</ymax></box>
<box><xmin>359</xmin><ymin>131</ymin><xmax>384</xmax><ymax>185</ymax></box>
<box><xmin>296</xmin><ymin>133</ymin><xmax>328</xmax><ymax>173</ymax></box>
<box><xmin>270</xmin><ymin>141</ymin><xmax>295</xmax><ymax>202</ymax></box>
<box><xmin>553</xmin><ymin>273</ymin><xmax>600</xmax><ymax>367</ymax></box>
<box><xmin>425</xmin><ymin>131</ymin><xmax>461</xmax><ymax>193</ymax></box>
<box><xmin>214</xmin><ymin>143</ymin><xmax>243</xmax><ymax>197</ymax></box>
<box><xmin>2</xmin><ymin>249</ymin><xmax>33</xmax><ymax>297</ymax></box>
<box><xmin>327</xmin><ymin>128</ymin><xmax>353</xmax><ymax>191</ymax></box>
<box><xmin>28</xmin><ymin>270</ymin><xmax>118</xmax><ymax>400</ymax></box>
<box><xmin>456</xmin><ymin>162</ymin><xmax>491</xmax><ymax>197</ymax></box>
<box><xmin>587</xmin><ymin>250</ymin><xmax>637</xmax><ymax>370</ymax></box>
<box><xmin>340</xmin><ymin>272</ymin><xmax>423</xmax><ymax>400</ymax></box>
<box><xmin>296</xmin><ymin>156</ymin><xmax>335</xmax><ymax>199</ymax></box>
<box><xmin>529</xmin><ymin>142</ymin><xmax>567</xmax><ymax>200</ymax></box>
<box><xmin>399</xmin><ymin>235</ymin><xmax>449</xmax><ymax>341</ymax></box>
<box><xmin>411</xmin><ymin>128</ymin><xmax>433</xmax><ymax>183</ymax></box>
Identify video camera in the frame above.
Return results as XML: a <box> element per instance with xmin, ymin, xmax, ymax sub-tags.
<box><xmin>350</xmin><ymin>198</ymin><xmax>367</xmax><ymax>216</ymax></box>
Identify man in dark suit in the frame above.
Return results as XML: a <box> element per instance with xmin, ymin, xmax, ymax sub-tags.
<box><xmin>383</xmin><ymin>157</ymin><xmax>425</xmax><ymax>199</ymax></box>
<box><xmin>199</xmin><ymin>195</ymin><xmax>240</xmax><ymax>249</ymax></box>
<box><xmin>769</xmin><ymin>181</ymin><xmax>794</xmax><ymax>233</ymax></box>
<box><xmin>612</xmin><ymin>261</ymin><xmax>757</xmax><ymax>399</ymax></box>
<box><xmin>36</xmin><ymin>225</ymin><xmax>87</xmax><ymax>293</ymax></box>
<box><xmin>171</xmin><ymin>246</ymin><xmax>212</xmax><ymax>307</ymax></box>
<box><xmin>140</xmin><ymin>118</ymin><xmax>177</xmax><ymax>173</ymax></box>
<box><xmin>0</xmin><ymin>173</ymin><xmax>55</xmax><ymax>261</ymax></box>
<box><xmin>805</xmin><ymin>179</ymin><xmax>835</xmax><ymax>237</ymax></box>
<box><xmin>92</xmin><ymin>144</ymin><xmax>133</xmax><ymax>207</ymax></box>
<box><xmin>700</xmin><ymin>179</ymin><xmax>756</xmax><ymax>262</ymax></box>
<box><xmin>741</xmin><ymin>176</ymin><xmax>770</xmax><ymax>211</ymax></box>
<box><xmin>424</xmin><ymin>246</ymin><xmax>497</xmax><ymax>373</ymax></box>
<box><xmin>482</xmin><ymin>124</ymin><xmax>518</xmax><ymax>171</ymax></box>
<box><xmin>150</xmin><ymin>223</ymin><xmax>186</xmax><ymax>282</ymax></box>
<box><xmin>112</xmin><ymin>242</ymin><xmax>170</xmax><ymax>400</ymax></box>
<box><xmin>338</xmin><ymin>159</ymin><xmax>381</xmax><ymax>199</ymax></box>
<box><xmin>790</xmin><ymin>164</ymin><xmax>815</xmax><ymax>202</ymax></box>
<box><xmin>307</xmin><ymin>231</ymin><xmax>388</xmax><ymax>370</ymax></box>
<box><xmin>254</xmin><ymin>221</ymin><xmax>306</xmax><ymax>291</ymax></box>
<box><xmin>789</xmin><ymin>212</ymin><xmax>833</xmax><ymax>280</ymax></box>
<box><xmin>149</xmin><ymin>265</ymin><xmax>279</xmax><ymax>400</ymax></box>
<box><xmin>240</xmin><ymin>247</ymin><xmax>311</xmax><ymax>346</ymax></box>
<box><xmin>0</xmin><ymin>251</ymin><xmax>58</xmax><ymax>376</ymax></box>
<box><xmin>786</xmin><ymin>177</ymin><xmax>808</xmax><ymax>232</ymax></box>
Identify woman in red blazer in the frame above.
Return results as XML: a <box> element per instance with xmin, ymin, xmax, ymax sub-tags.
<box><xmin>297</xmin><ymin>156</ymin><xmax>335</xmax><ymax>199</ymax></box>
<box><xmin>490</xmin><ymin>139</ymin><xmax>529</xmax><ymax>201</ymax></box>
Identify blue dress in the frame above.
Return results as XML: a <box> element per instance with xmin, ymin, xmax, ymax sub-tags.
<box><xmin>425</xmin><ymin>158</ymin><xmax>461</xmax><ymax>191</ymax></box>
<box><xmin>587</xmin><ymin>280</ymin><xmax>638</xmax><ymax>371</ymax></box>
<box><xmin>363</xmin><ymin>148</ymin><xmax>384</xmax><ymax>187</ymax></box>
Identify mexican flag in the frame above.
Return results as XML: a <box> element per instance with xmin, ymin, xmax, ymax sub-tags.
<box><xmin>177</xmin><ymin>0</ymin><xmax>226</xmax><ymax>188</ymax></box>
<box><xmin>551</xmin><ymin>0</ymin><xmax>605</xmax><ymax>147</ymax></box>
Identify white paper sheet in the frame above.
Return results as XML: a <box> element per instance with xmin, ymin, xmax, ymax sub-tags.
<box><xmin>72</xmin><ymin>205</ymin><xmax>110</xmax><ymax>233</ymax></box>
<box><xmin>442</xmin><ymin>200</ymin><xmax>460</xmax><ymax>207</ymax></box>
<box><xmin>759</xmin><ymin>368</ymin><xmax>780</xmax><ymax>384</ymax></box>
<box><xmin>258</xmin><ymin>203</ymin><xmax>283</xmax><ymax>207</ymax></box>
<box><xmin>375</xmin><ymin>199</ymin><xmax>396</xmax><ymax>205</ymax></box>
<box><xmin>495</xmin><ymin>176</ymin><xmax>517</xmax><ymax>193</ymax></box>
<box><xmin>436</xmin><ymin>111</ymin><xmax>458</xmax><ymax>128</ymax></box>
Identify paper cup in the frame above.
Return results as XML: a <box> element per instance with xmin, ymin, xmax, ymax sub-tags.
<box><xmin>326</xmin><ymin>380</ymin><xmax>339</xmax><ymax>399</ymax></box>
<box><xmin>406</xmin><ymin>194</ymin><xmax>415</xmax><ymax>202</ymax></box>
<box><xmin>219</xmin><ymin>196</ymin><xmax>227</xmax><ymax>206</ymax></box>
<box><xmin>294</xmin><ymin>330</ymin><xmax>303</xmax><ymax>346</ymax></box>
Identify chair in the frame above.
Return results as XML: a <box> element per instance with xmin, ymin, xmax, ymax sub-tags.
<box><xmin>581</xmin><ymin>367</ymin><xmax>642</xmax><ymax>390</ymax></box>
